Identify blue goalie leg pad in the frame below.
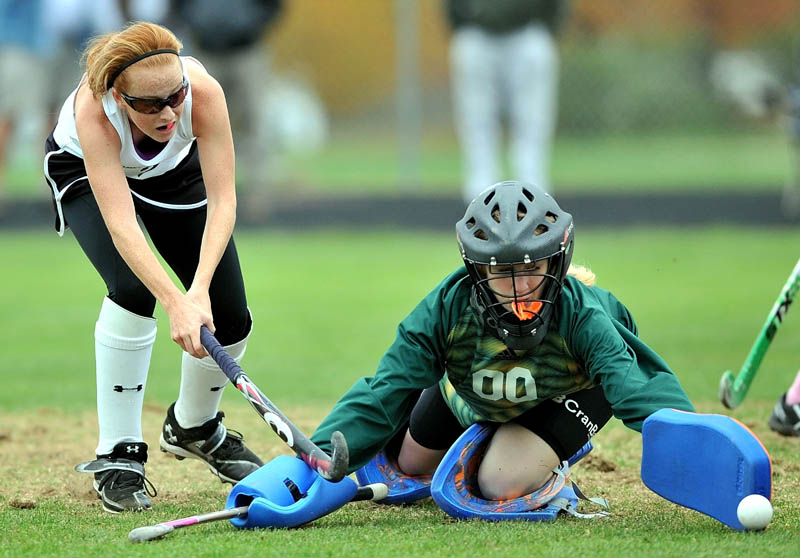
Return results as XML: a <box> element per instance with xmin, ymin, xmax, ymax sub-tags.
<box><xmin>430</xmin><ymin>423</ymin><xmax>601</xmax><ymax>521</ymax></box>
<box><xmin>226</xmin><ymin>455</ymin><xmax>358</xmax><ymax>529</ymax></box>
<box><xmin>641</xmin><ymin>408</ymin><xmax>772</xmax><ymax>531</ymax></box>
<box><xmin>353</xmin><ymin>426</ymin><xmax>594</xmax><ymax>507</ymax></box>
<box><xmin>567</xmin><ymin>439</ymin><xmax>594</xmax><ymax>467</ymax></box>
<box><xmin>355</xmin><ymin>448</ymin><xmax>432</xmax><ymax>505</ymax></box>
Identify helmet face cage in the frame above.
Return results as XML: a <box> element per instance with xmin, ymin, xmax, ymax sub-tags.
<box><xmin>464</xmin><ymin>251</ymin><xmax>568</xmax><ymax>348</ymax></box>
<box><xmin>456</xmin><ymin>181</ymin><xmax>574</xmax><ymax>350</ymax></box>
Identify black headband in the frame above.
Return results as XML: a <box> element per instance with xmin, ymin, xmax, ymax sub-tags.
<box><xmin>107</xmin><ymin>49</ymin><xmax>180</xmax><ymax>89</ymax></box>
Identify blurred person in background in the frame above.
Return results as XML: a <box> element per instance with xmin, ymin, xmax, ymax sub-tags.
<box><xmin>173</xmin><ymin>0</ymin><xmax>284</xmax><ymax>191</ymax></box>
<box><xmin>44</xmin><ymin>21</ymin><xmax>264</xmax><ymax>514</ymax></box>
<box><xmin>0</xmin><ymin>0</ymin><xmax>171</xmax><ymax>200</ymax></box>
<box><xmin>0</xmin><ymin>0</ymin><xmax>53</xmax><ymax>202</ymax></box>
<box><xmin>43</xmin><ymin>0</ymin><xmax>96</xmax><ymax>128</ymax></box>
<box><xmin>43</xmin><ymin>0</ymin><xmax>171</xmax><ymax>125</ymax></box>
<box><xmin>444</xmin><ymin>0</ymin><xmax>568</xmax><ymax>204</ymax></box>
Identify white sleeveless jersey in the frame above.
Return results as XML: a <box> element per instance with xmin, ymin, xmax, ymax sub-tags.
<box><xmin>52</xmin><ymin>57</ymin><xmax>196</xmax><ymax>180</ymax></box>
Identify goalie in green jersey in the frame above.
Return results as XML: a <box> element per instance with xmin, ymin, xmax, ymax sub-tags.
<box><xmin>312</xmin><ymin>180</ymin><xmax>694</xmax><ymax>505</ymax></box>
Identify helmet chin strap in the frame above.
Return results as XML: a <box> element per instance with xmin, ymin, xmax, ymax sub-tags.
<box><xmin>498</xmin><ymin>320</ymin><xmax>550</xmax><ymax>351</ymax></box>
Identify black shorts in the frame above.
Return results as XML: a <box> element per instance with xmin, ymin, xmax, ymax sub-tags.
<box><xmin>42</xmin><ymin>133</ymin><xmax>249</xmax><ymax>345</ymax></box>
<box><xmin>44</xmin><ymin>133</ymin><xmax>206</xmax><ymax>235</ymax></box>
<box><xmin>408</xmin><ymin>384</ymin><xmax>613</xmax><ymax>462</ymax></box>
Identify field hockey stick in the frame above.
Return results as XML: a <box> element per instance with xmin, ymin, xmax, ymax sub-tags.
<box><xmin>128</xmin><ymin>482</ymin><xmax>389</xmax><ymax>543</ymax></box>
<box><xmin>719</xmin><ymin>257</ymin><xmax>800</xmax><ymax>409</ymax></box>
<box><xmin>200</xmin><ymin>326</ymin><xmax>348</xmax><ymax>481</ymax></box>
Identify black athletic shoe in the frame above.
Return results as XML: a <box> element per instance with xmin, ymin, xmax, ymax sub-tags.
<box><xmin>75</xmin><ymin>442</ymin><xmax>157</xmax><ymax>514</ymax></box>
<box><xmin>159</xmin><ymin>402</ymin><xmax>263</xmax><ymax>483</ymax></box>
<box><xmin>767</xmin><ymin>393</ymin><xmax>800</xmax><ymax>436</ymax></box>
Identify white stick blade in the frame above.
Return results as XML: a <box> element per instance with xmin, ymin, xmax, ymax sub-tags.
<box><xmin>128</xmin><ymin>524</ymin><xmax>175</xmax><ymax>543</ymax></box>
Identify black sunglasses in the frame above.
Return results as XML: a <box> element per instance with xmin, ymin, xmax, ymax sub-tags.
<box><xmin>119</xmin><ymin>79</ymin><xmax>188</xmax><ymax>114</ymax></box>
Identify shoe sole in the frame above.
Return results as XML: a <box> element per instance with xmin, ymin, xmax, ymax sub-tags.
<box><xmin>159</xmin><ymin>433</ymin><xmax>238</xmax><ymax>484</ymax></box>
<box><xmin>92</xmin><ymin>480</ymin><xmax>151</xmax><ymax>514</ymax></box>
<box><xmin>767</xmin><ymin>415</ymin><xmax>800</xmax><ymax>436</ymax></box>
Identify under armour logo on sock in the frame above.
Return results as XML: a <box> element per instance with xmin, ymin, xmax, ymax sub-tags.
<box><xmin>164</xmin><ymin>424</ymin><xmax>178</xmax><ymax>444</ymax></box>
<box><xmin>126</xmin><ymin>445</ymin><xmax>139</xmax><ymax>454</ymax></box>
<box><xmin>114</xmin><ymin>384</ymin><xmax>143</xmax><ymax>392</ymax></box>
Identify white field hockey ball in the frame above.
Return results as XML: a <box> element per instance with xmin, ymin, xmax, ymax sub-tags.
<box><xmin>736</xmin><ymin>494</ymin><xmax>773</xmax><ymax>530</ymax></box>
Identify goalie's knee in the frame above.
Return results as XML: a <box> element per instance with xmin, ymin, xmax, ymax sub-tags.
<box><xmin>477</xmin><ymin>468</ymin><xmax>555</xmax><ymax>501</ymax></box>
<box><xmin>476</xmin><ymin>422</ymin><xmax>560</xmax><ymax>500</ymax></box>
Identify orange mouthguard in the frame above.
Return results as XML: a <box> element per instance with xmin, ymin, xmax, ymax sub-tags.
<box><xmin>511</xmin><ymin>300</ymin><xmax>542</xmax><ymax>320</ymax></box>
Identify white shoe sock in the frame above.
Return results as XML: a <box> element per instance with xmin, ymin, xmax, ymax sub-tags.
<box><xmin>174</xmin><ymin>331</ymin><xmax>250</xmax><ymax>428</ymax></box>
<box><xmin>94</xmin><ymin>297</ymin><xmax>156</xmax><ymax>456</ymax></box>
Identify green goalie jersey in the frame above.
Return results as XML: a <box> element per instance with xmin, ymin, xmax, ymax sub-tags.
<box><xmin>312</xmin><ymin>266</ymin><xmax>694</xmax><ymax>472</ymax></box>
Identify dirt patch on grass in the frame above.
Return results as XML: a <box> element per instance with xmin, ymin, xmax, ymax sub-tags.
<box><xmin>8</xmin><ymin>499</ymin><xmax>36</xmax><ymax>509</ymax></box>
<box><xmin>582</xmin><ymin>454</ymin><xmax>617</xmax><ymax>473</ymax></box>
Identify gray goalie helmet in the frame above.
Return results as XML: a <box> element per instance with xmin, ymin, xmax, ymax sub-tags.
<box><xmin>455</xmin><ymin>181</ymin><xmax>575</xmax><ymax>350</ymax></box>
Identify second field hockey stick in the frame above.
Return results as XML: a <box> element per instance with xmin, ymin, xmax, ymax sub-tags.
<box><xmin>128</xmin><ymin>483</ymin><xmax>389</xmax><ymax>543</ymax></box>
<box><xmin>719</xmin><ymin>257</ymin><xmax>800</xmax><ymax>409</ymax></box>
<box><xmin>200</xmin><ymin>326</ymin><xmax>348</xmax><ymax>481</ymax></box>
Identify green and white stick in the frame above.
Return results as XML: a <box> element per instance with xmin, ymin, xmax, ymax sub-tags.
<box><xmin>719</xmin><ymin>257</ymin><xmax>800</xmax><ymax>409</ymax></box>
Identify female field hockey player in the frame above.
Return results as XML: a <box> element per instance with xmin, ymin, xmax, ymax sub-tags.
<box><xmin>44</xmin><ymin>22</ymin><xmax>263</xmax><ymax>513</ymax></box>
<box><xmin>311</xmin><ymin>180</ymin><xmax>694</xmax><ymax>503</ymax></box>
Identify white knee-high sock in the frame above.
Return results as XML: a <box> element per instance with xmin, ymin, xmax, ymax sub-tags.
<box><xmin>94</xmin><ymin>297</ymin><xmax>157</xmax><ymax>456</ymax></box>
<box><xmin>174</xmin><ymin>331</ymin><xmax>250</xmax><ymax>428</ymax></box>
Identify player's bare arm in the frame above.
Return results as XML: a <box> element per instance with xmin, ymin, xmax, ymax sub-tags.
<box><xmin>184</xmin><ymin>61</ymin><xmax>237</xmax><ymax>327</ymax></box>
<box><xmin>75</xmin><ymin>83</ymin><xmax>211</xmax><ymax>358</ymax></box>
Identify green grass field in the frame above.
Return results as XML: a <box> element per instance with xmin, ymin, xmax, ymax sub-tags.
<box><xmin>2</xmin><ymin>227</ymin><xmax>799</xmax><ymax>557</ymax></box>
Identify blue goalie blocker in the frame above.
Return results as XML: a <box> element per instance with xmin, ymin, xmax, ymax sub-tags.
<box><xmin>430</xmin><ymin>423</ymin><xmax>598</xmax><ymax>521</ymax></box>
<box><xmin>355</xmin><ymin>448</ymin><xmax>432</xmax><ymax>505</ymax></box>
<box><xmin>226</xmin><ymin>455</ymin><xmax>358</xmax><ymax>529</ymax></box>
<box><xmin>641</xmin><ymin>408</ymin><xmax>772</xmax><ymax>531</ymax></box>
